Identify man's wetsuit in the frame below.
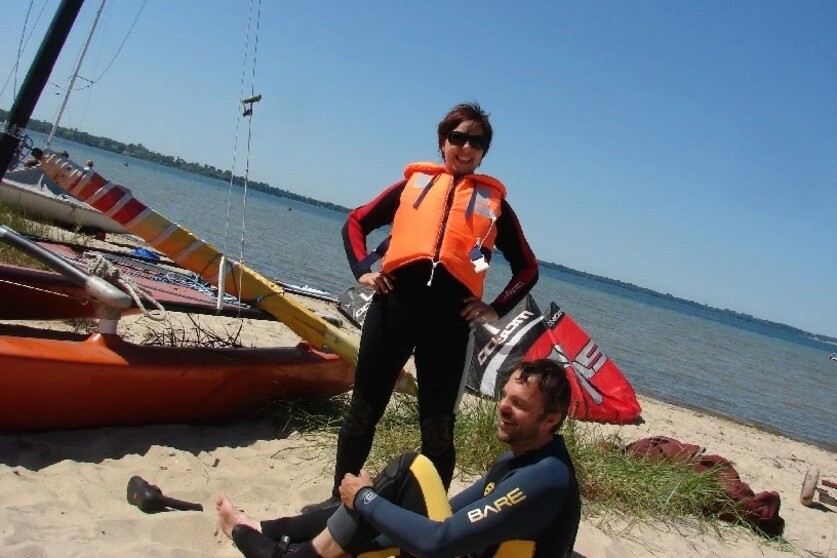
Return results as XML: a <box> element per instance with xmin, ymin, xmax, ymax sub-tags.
<box><xmin>242</xmin><ymin>436</ymin><xmax>579</xmax><ymax>558</ymax></box>
<box><xmin>353</xmin><ymin>436</ymin><xmax>580</xmax><ymax>557</ymax></box>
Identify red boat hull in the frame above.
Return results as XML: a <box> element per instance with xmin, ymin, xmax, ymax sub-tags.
<box><xmin>0</xmin><ymin>262</ymin><xmax>150</xmax><ymax>320</ymax></box>
<box><xmin>0</xmin><ymin>326</ymin><xmax>354</xmax><ymax>431</ymax></box>
<box><xmin>0</xmin><ymin>239</ymin><xmax>269</xmax><ymax>321</ymax></box>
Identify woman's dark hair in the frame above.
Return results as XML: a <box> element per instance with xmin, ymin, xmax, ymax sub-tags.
<box><xmin>437</xmin><ymin>101</ymin><xmax>493</xmax><ymax>156</ymax></box>
<box><xmin>516</xmin><ymin>359</ymin><xmax>571</xmax><ymax>428</ymax></box>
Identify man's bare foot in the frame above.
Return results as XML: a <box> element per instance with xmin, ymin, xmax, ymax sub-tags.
<box><xmin>216</xmin><ymin>494</ymin><xmax>261</xmax><ymax>539</ymax></box>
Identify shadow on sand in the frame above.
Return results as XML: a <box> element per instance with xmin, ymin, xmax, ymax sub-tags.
<box><xmin>0</xmin><ymin>402</ymin><xmax>337</xmax><ymax>471</ymax></box>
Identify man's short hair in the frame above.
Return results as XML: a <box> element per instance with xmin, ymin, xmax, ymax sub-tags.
<box><xmin>515</xmin><ymin>359</ymin><xmax>571</xmax><ymax>427</ymax></box>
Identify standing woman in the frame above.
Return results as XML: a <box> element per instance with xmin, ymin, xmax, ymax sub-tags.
<box><xmin>335</xmin><ymin>101</ymin><xmax>539</xmax><ymax>499</ymax></box>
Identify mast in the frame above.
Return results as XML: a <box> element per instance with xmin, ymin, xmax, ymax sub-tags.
<box><xmin>0</xmin><ymin>0</ymin><xmax>85</xmax><ymax>179</ymax></box>
<box><xmin>46</xmin><ymin>0</ymin><xmax>107</xmax><ymax>148</ymax></box>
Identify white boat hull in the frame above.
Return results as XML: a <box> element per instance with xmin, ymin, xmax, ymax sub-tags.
<box><xmin>0</xmin><ymin>167</ymin><xmax>129</xmax><ymax>234</ymax></box>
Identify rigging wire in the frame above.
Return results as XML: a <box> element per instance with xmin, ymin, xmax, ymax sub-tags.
<box><xmin>46</xmin><ymin>0</ymin><xmax>108</xmax><ymax>148</ymax></box>
<box><xmin>12</xmin><ymin>0</ymin><xmax>35</xmax><ymax>96</ymax></box>
<box><xmin>238</xmin><ymin>1</ymin><xmax>263</xmax><ymax>273</ymax></box>
<box><xmin>34</xmin><ymin>0</ymin><xmax>147</xmax><ymax>110</ymax></box>
<box><xmin>1</xmin><ymin>0</ymin><xmax>146</xmax><ymax>144</ymax></box>
<box><xmin>0</xmin><ymin>0</ymin><xmax>50</xmax><ymax>102</ymax></box>
<box><xmin>221</xmin><ymin>0</ymin><xmax>262</xmax><ymax>304</ymax></box>
<box><xmin>70</xmin><ymin>0</ymin><xmax>148</xmax><ymax>91</ymax></box>
<box><xmin>43</xmin><ymin>0</ymin><xmax>147</xmax><ymax>96</ymax></box>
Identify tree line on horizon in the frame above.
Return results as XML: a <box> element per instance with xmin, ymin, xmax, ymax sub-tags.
<box><xmin>3</xmin><ymin>109</ymin><xmax>834</xmax><ymax>345</ymax></box>
<box><xmin>2</xmin><ymin>109</ymin><xmax>350</xmax><ymax>214</ymax></box>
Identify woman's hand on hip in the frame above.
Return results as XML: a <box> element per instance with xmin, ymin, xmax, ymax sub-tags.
<box><xmin>359</xmin><ymin>271</ymin><xmax>394</xmax><ymax>294</ymax></box>
<box><xmin>462</xmin><ymin>296</ymin><xmax>498</xmax><ymax>324</ymax></box>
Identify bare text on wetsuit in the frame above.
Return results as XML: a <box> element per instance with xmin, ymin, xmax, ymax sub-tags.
<box><xmin>466</xmin><ymin>487</ymin><xmax>527</xmax><ymax>522</ymax></box>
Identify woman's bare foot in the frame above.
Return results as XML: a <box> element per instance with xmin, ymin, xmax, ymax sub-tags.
<box><xmin>216</xmin><ymin>494</ymin><xmax>261</xmax><ymax>539</ymax></box>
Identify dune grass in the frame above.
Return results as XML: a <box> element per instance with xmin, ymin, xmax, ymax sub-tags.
<box><xmin>0</xmin><ymin>202</ymin><xmax>90</xmax><ymax>268</ymax></box>
<box><xmin>0</xmin><ymin>203</ymin><xmax>57</xmax><ymax>268</ymax></box>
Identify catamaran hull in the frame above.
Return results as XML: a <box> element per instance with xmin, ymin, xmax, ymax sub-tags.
<box><xmin>0</xmin><ymin>263</ymin><xmax>136</xmax><ymax>320</ymax></box>
<box><xmin>1</xmin><ymin>167</ymin><xmax>129</xmax><ymax>234</ymax></box>
<box><xmin>0</xmin><ymin>240</ymin><xmax>270</xmax><ymax>320</ymax></box>
<box><xmin>0</xmin><ymin>328</ymin><xmax>353</xmax><ymax>431</ymax></box>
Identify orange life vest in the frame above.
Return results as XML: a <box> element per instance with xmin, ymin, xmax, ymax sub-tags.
<box><xmin>382</xmin><ymin>162</ymin><xmax>506</xmax><ymax>298</ymax></box>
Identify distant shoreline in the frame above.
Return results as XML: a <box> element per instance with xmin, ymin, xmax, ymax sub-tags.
<box><xmin>4</xmin><ymin>109</ymin><xmax>835</xmax><ymax>346</ymax></box>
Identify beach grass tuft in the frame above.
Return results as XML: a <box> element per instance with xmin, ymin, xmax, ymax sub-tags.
<box><xmin>0</xmin><ymin>203</ymin><xmax>55</xmax><ymax>268</ymax></box>
<box><xmin>562</xmin><ymin>420</ymin><xmax>739</xmax><ymax>522</ymax></box>
<box><xmin>139</xmin><ymin>314</ymin><xmax>245</xmax><ymax>348</ymax></box>
<box><xmin>0</xmin><ymin>202</ymin><xmax>93</xmax><ymax>268</ymax></box>
<box><xmin>269</xmin><ymin>394</ymin><xmax>350</xmax><ymax>437</ymax></box>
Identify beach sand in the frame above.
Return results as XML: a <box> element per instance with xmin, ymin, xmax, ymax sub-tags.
<box><xmin>1</xmin><ymin>287</ymin><xmax>835</xmax><ymax>558</ymax></box>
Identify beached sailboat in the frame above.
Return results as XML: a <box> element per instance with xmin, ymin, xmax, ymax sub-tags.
<box><xmin>7</xmin><ymin>2</ymin><xmax>359</xmax><ymax>362</ymax></box>
<box><xmin>0</xmin><ymin>1</ymin><xmax>360</xmax><ymax>431</ymax></box>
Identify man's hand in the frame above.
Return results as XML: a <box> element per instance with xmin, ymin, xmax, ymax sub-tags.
<box><xmin>339</xmin><ymin>470</ymin><xmax>374</xmax><ymax>510</ymax></box>
<box><xmin>359</xmin><ymin>271</ymin><xmax>394</xmax><ymax>294</ymax></box>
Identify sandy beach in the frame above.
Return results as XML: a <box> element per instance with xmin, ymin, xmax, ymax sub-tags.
<box><xmin>1</xmin><ymin>278</ymin><xmax>835</xmax><ymax>557</ymax></box>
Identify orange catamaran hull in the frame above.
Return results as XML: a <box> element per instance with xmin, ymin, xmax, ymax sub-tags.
<box><xmin>0</xmin><ymin>326</ymin><xmax>353</xmax><ymax>431</ymax></box>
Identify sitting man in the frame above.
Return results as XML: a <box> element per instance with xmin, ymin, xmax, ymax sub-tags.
<box><xmin>217</xmin><ymin>359</ymin><xmax>580</xmax><ymax>557</ymax></box>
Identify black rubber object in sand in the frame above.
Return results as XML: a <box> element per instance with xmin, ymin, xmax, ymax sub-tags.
<box><xmin>126</xmin><ymin>475</ymin><xmax>203</xmax><ymax>512</ymax></box>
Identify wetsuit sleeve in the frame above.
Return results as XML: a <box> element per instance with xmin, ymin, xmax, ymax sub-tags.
<box><xmin>342</xmin><ymin>180</ymin><xmax>406</xmax><ymax>279</ymax></box>
<box><xmin>354</xmin><ymin>457</ymin><xmax>570</xmax><ymax>557</ymax></box>
<box><xmin>448</xmin><ymin>476</ymin><xmax>488</xmax><ymax>512</ymax></box>
<box><xmin>490</xmin><ymin>199</ymin><xmax>539</xmax><ymax>317</ymax></box>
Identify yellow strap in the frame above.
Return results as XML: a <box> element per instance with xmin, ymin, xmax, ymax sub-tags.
<box><xmin>493</xmin><ymin>539</ymin><xmax>536</xmax><ymax>557</ymax></box>
<box><xmin>356</xmin><ymin>549</ymin><xmax>398</xmax><ymax>558</ymax></box>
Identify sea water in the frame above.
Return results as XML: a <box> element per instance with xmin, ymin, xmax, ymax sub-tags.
<box><xmin>29</xmin><ymin>137</ymin><xmax>837</xmax><ymax>451</ymax></box>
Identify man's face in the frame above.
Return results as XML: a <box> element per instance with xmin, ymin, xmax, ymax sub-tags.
<box><xmin>496</xmin><ymin>371</ymin><xmax>561</xmax><ymax>453</ymax></box>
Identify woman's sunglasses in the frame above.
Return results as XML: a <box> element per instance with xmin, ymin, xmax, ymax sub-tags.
<box><xmin>446</xmin><ymin>130</ymin><xmax>487</xmax><ymax>150</ymax></box>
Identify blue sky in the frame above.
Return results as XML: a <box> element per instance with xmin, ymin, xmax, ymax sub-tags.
<box><xmin>1</xmin><ymin>1</ymin><xmax>835</xmax><ymax>338</ymax></box>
